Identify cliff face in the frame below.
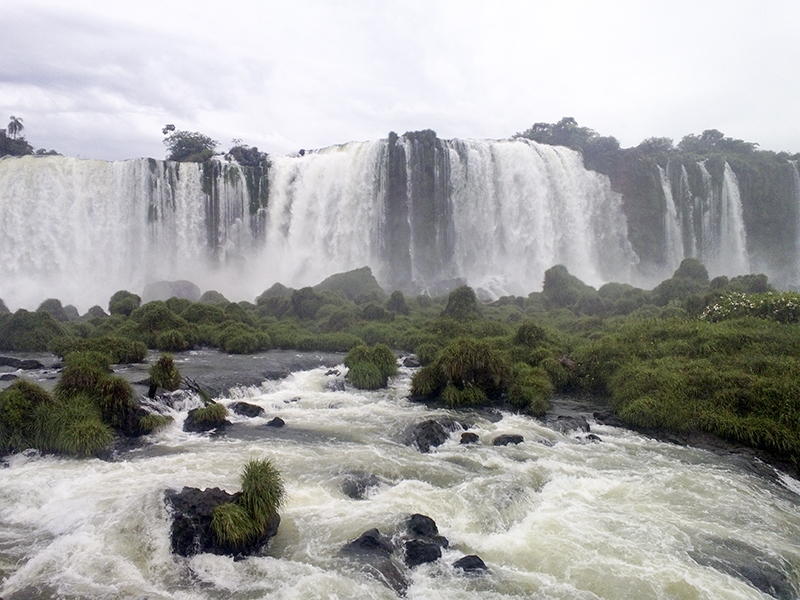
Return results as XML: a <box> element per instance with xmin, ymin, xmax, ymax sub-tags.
<box><xmin>595</xmin><ymin>147</ymin><xmax>799</xmax><ymax>288</ymax></box>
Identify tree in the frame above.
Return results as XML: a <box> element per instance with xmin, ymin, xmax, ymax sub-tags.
<box><xmin>7</xmin><ymin>116</ymin><xmax>23</xmax><ymax>139</ymax></box>
<box><xmin>163</xmin><ymin>128</ymin><xmax>218</xmax><ymax>162</ymax></box>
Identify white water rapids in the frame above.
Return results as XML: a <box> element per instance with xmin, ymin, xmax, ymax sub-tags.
<box><xmin>1</xmin><ymin>353</ymin><xmax>799</xmax><ymax>599</ymax></box>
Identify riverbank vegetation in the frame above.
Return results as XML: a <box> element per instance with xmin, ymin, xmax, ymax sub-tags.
<box><xmin>1</xmin><ymin>261</ymin><xmax>800</xmax><ymax>471</ymax></box>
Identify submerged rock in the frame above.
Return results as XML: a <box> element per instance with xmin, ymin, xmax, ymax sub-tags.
<box><xmin>493</xmin><ymin>434</ymin><xmax>524</xmax><ymax>446</ymax></box>
<box><xmin>460</xmin><ymin>432</ymin><xmax>479</xmax><ymax>444</ymax></box>
<box><xmin>229</xmin><ymin>401</ymin><xmax>265</xmax><ymax>418</ymax></box>
<box><xmin>407</xmin><ymin>513</ymin><xmax>448</xmax><ymax>548</ymax></box>
<box><xmin>405</xmin><ymin>418</ymin><xmax>465</xmax><ymax>453</ymax></box>
<box><xmin>403</xmin><ymin>539</ymin><xmax>441</xmax><ymax>567</ymax></box>
<box><xmin>341</xmin><ymin>471</ymin><xmax>382</xmax><ymax>499</ymax></box>
<box><xmin>689</xmin><ymin>537</ymin><xmax>797</xmax><ymax>600</ymax></box>
<box><xmin>340</xmin><ymin>528</ymin><xmax>409</xmax><ymax>595</ymax></box>
<box><xmin>453</xmin><ymin>554</ymin><xmax>488</xmax><ymax>573</ymax></box>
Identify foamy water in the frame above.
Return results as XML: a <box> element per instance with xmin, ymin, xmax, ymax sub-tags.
<box><xmin>1</xmin><ymin>361</ymin><xmax>799</xmax><ymax>599</ymax></box>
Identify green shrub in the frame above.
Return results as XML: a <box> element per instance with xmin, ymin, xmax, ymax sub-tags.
<box><xmin>441</xmin><ymin>286</ymin><xmax>482</xmax><ymax>320</ymax></box>
<box><xmin>138</xmin><ymin>413</ymin><xmax>173</xmax><ymax>433</ymax></box>
<box><xmin>291</xmin><ymin>287</ymin><xmax>324</xmax><ymax>319</ymax></box>
<box><xmin>49</xmin><ymin>336</ymin><xmax>147</xmax><ymax>364</ymax></box>
<box><xmin>441</xmin><ymin>382</ymin><xmax>487</xmax><ymax>407</ymax></box>
<box><xmin>38</xmin><ymin>393</ymin><xmax>114</xmax><ymax>456</ymax></box>
<box><xmin>149</xmin><ymin>354</ymin><xmax>181</xmax><ymax>391</ymax></box>
<box><xmin>211</xmin><ymin>458</ymin><xmax>286</xmax><ymax>547</ymax></box>
<box><xmin>411</xmin><ymin>337</ymin><xmax>511</xmax><ymax>404</ymax></box>
<box><xmin>191</xmin><ymin>402</ymin><xmax>229</xmax><ymax>424</ymax></box>
<box><xmin>54</xmin><ymin>352</ymin><xmax>111</xmax><ymax>401</ymax></box>
<box><xmin>0</xmin><ymin>380</ymin><xmax>54</xmax><ymax>452</ymax></box>
<box><xmin>346</xmin><ymin>362</ymin><xmax>384</xmax><ymax>390</ymax></box>
<box><xmin>344</xmin><ymin>343</ymin><xmax>398</xmax><ymax>389</ymax></box>
<box><xmin>386</xmin><ymin>290</ymin><xmax>410</xmax><ymax>315</ymax></box>
<box><xmin>415</xmin><ymin>342</ymin><xmax>441</xmax><ymax>366</ymax></box>
<box><xmin>108</xmin><ymin>290</ymin><xmax>141</xmax><ymax>316</ymax></box>
<box><xmin>156</xmin><ymin>329</ymin><xmax>189</xmax><ymax>352</ymax></box>
<box><xmin>98</xmin><ymin>375</ymin><xmax>138</xmax><ymax>433</ymax></box>
<box><xmin>212</xmin><ymin>502</ymin><xmax>260</xmax><ymax>547</ymax></box>
<box><xmin>240</xmin><ymin>458</ymin><xmax>285</xmax><ymax>526</ymax></box>
<box><xmin>508</xmin><ymin>363</ymin><xmax>553</xmax><ymax>416</ymax></box>
<box><xmin>182</xmin><ymin>303</ymin><xmax>226</xmax><ymax>325</ymax></box>
<box><xmin>0</xmin><ymin>309</ymin><xmax>67</xmax><ymax>351</ymax></box>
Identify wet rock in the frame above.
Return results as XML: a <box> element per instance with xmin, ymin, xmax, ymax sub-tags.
<box><xmin>403</xmin><ymin>539</ymin><xmax>441</xmax><ymax>567</ymax></box>
<box><xmin>584</xmin><ymin>433</ymin><xmax>602</xmax><ymax>443</ymax></box>
<box><xmin>408</xmin><ymin>419</ymin><xmax>449</xmax><ymax>453</ymax></box>
<box><xmin>407</xmin><ymin>513</ymin><xmax>448</xmax><ymax>548</ymax></box>
<box><xmin>0</xmin><ymin>356</ymin><xmax>45</xmax><ymax>370</ymax></box>
<box><xmin>183</xmin><ymin>408</ymin><xmax>230</xmax><ymax>433</ymax></box>
<box><xmin>341</xmin><ymin>471</ymin><xmax>382</xmax><ymax>499</ymax></box>
<box><xmin>453</xmin><ymin>554</ymin><xmax>488</xmax><ymax>573</ymax></box>
<box><xmin>340</xmin><ymin>529</ymin><xmax>407</xmax><ymax>595</ymax></box>
<box><xmin>551</xmin><ymin>415</ymin><xmax>591</xmax><ymax>433</ymax></box>
<box><xmin>460</xmin><ymin>432</ymin><xmax>479</xmax><ymax>444</ymax></box>
<box><xmin>493</xmin><ymin>434</ymin><xmax>523</xmax><ymax>446</ymax></box>
<box><xmin>689</xmin><ymin>537</ymin><xmax>796</xmax><ymax>600</ymax></box>
<box><xmin>165</xmin><ymin>486</ymin><xmax>279</xmax><ymax>558</ymax></box>
<box><xmin>0</xmin><ymin>373</ymin><xmax>17</xmax><ymax>381</ymax></box>
<box><xmin>403</xmin><ymin>356</ymin><xmax>421</xmax><ymax>368</ymax></box>
<box><xmin>593</xmin><ymin>410</ymin><xmax>626</xmax><ymax>428</ymax></box>
<box><xmin>341</xmin><ymin>528</ymin><xmax>395</xmax><ymax>556</ymax></box>
<box><xmin>229</xmin><ymin>401</ymin><xmax>265</xmax><ymax>418</ymax></box>
<box><xmin>266</xmin><ymin>417</ymin><xmax>285</xmax><ymax>428</ymax></box>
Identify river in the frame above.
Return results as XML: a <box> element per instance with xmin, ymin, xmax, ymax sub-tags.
<box><xmin>1</xmin><ymin>350</ymin><xmax>799</xmax><ymax>599</ymax></box>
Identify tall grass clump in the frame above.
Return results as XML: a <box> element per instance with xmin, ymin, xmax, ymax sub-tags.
<box><xmin>344</xmin><ymin>343</ymin><xmax>398</xmax><ymax>389</ymax></box>
<box><xmin>211</xmin><ymin>459</ymin><xmax>285</xmax><ymax>548</ymax></box>
<box><xmin>149</xmin><ymin>353</ymin><xmax>182</xmax><ymax>393</ymax></box>
<box><xmin>411</xmin><ymin>337</ymin><xmax>512</xmax><ymax>407</ymax></box>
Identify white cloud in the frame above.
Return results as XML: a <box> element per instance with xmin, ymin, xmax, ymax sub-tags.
<box><xmin>2</xmin><ymin>0</ymin><xmax>799</xmax><ymax>160</ymax></box>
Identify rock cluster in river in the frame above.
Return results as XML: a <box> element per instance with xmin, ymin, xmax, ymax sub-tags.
<box><xmin>341</xmin><ymin>514</ymin><xmax>487</xmax><ymax>595</ymax></box>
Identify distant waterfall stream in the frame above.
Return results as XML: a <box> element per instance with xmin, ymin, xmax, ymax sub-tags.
<box><xmin>1</xmin><ymin>352</ymin><xmax>799</xmax><ymax>599</ymax></box>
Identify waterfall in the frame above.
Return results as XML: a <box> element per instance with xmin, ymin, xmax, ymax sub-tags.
<box><xmin>446</xmin><ymin>139</ymin><xmax>636</xmax><ymax>295</ymax></box>
<box><xmin>0</xmin><ymin>138</ymin><xmax>644</xmax><ymax>310</ymax></box>
<box><xmin>658</xmin><ymin>165</ymin><xmax>684</xmax><ymax>273</ymax></box>
<box><xmin>260</xmin><ymin>141</ymin><xmax>386</xmax><ymax>290</ymax></box>
<box><xmin>719</xmin><ymin>162</ymin><xmax>750</xmax><ymax>275</ymax></box>
<box><xmin>790</xmin><ymin>160</ymin><xmax>800</xmax><ymax>285</ymax></box>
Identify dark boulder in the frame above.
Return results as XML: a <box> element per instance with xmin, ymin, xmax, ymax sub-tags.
<box><xmin>405</xmin><ymin>418</ymin><xmax>466</xmax><ymax>453</ymax></box>
<box><xmin>266</xmin><ymin>417</ymin><xmax>285</xmax><ymax>428</ymax></box>
<box><xmin>341</xmin><ymin>528</ymin><xmax>395</xmax><ymax>557</ymax></box>
<box><xmin>403</xmin><ymin>539</ymin><xmax>441</xmax><ymax>567</ymax></box>
<box><xmin>550</xmin><ymin>415</ymin><xmax>591</xmax><ymax>433</ymax></box>
<box><xmin>340</xmin><ymin>529</ymin><xmax>408</xmax><ymax>595</ymax></box>
<box><xmin>493</xmin><ymin>434</ymin><xmax>524</xmax><ymax>446</ymax></box>
<box><xmin>165</xmin><ymin>486</ymin><xmax>279</xmax><ymax>557</ymax></box>
<box><xmin>0</xmin><ymin>356</ymin><xmax>45</xmax><ymax>370</ymax></box>
<box><xmin>407</xmin><ymin>513</ymin><xmax>448</xmax><ymax>548</ymax></box>
<box><xmin>593</xmin><ymin>410</ymin><xmax>626</xmax><ymax>428</ymax></box>
<box><xmin>229</xmin><ymin>401</ymin><xmax>265</xmax><ymax>418</ymax></box>
<box><xmin>403</xmin><ymin>355</ymin><xmax>421</xmax><ymax>368</ymax></box>
<box><xmin>0</xmin><ymin>373</ymin><xmax>17</xmax><ymax>381</ymax></box>
<box><xmin>453</xmin><ymin>554</ymin><xmax>488</xmax><ymax>573</ymax></box>
<box><xmin>460</xmin><ymin>432</ymin><xmax>479</xmax><ymax>444</ymax></box>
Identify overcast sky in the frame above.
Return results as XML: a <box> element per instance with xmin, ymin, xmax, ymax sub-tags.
<box><xmin>2</xmin><ymin>0</ymin><xmax>799</xmax><ymax>161</ymax></box>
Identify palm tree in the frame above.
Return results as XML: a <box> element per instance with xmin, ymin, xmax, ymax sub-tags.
<box><xmin>7</xmin><ymin>116</ymin><xmax>23</xmax><ymax>140</ymax></box>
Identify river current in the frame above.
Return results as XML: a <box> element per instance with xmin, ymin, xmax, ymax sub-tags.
<box><xmin>1</xmin><ymin>351</ymin><xmax>799</xmax><ymax>599</ymax></box>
